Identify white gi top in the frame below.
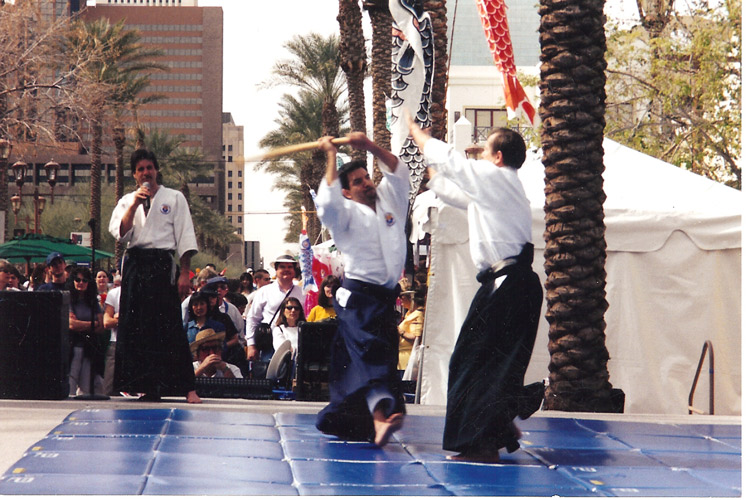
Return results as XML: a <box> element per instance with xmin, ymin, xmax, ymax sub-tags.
<box><xmin>316</xmin><ymin>159</ymin><xmax>410</xmax><ymax>289</ymax></box>
<box><xmin>109</xmin><ymin>186</ymin><xmax>198</xmax><ymax>258</ymax></box>
<box><xmin>424</xmin><ymin>138</ymin><xmax>532</xmax><ymax>272</ymax></box>
<box><xmin>245</xmin><ymin>281</ymin><xmax>304</xmax><ymax>346</ymax></box>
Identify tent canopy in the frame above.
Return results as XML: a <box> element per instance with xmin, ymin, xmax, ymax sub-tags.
<box><xmin>518</xmin><ymin>138</ymin><xmax>741</xmax><ymax>252</ymax></box>
<box><xmin>0</xmin><ymin>233</ymin><xmax>114</xmax><ymax>264</ymax></box>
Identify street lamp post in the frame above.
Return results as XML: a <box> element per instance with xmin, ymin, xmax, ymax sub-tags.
<box><xmin>0</xmin><ymin>139</ymin><xmax>12</xmax><ymax>242</ymax></box>
<box><xmin>9</xmin><ymin>159</ymin><xmax>60</xmax><ymax>235</ymax></box>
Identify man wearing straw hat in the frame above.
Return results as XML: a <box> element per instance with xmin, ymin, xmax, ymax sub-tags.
<box><xmin>314</xmin><ymin>132</ymin><xmax>410</xmax><ymax>447</ymax></box>
<box><xmin>191</xmin><ymin>328</ymin><xmax>242</xmax><ymax>379</ymax></box>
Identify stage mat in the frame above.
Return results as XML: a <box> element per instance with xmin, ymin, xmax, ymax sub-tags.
<box><xmin>0</xmin><ymin>408</ymin><xmax>740</xmax><ymax>496</ymax></box>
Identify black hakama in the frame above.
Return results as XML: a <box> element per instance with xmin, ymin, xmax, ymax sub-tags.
<box><xmin>114</xmin><ymin>248</ymin><xmax>196</xmax><ymax>397</ymax></box>
<box><xmin>316</xmin><ymin>278</ymin><xmax>405</xmax><ymax>441</ymax></box>
<box><xmin>443</xmin><ymin>244</ymin><xmax>542</xmax><ymax>453</ymax></box>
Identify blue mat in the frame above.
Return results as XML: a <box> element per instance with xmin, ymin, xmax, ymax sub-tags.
<box><xmin>0</xmin><ymin>408</ymin><xmax>740</xmax><ymax>496</ymax></box>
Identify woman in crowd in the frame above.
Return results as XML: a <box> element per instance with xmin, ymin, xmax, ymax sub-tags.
<box><xmin>306</xmin><ymin>275</ymin><xmax>340</xmax><ymax>322</ymax></box>
<box><xmin>67</xmin><ymin>266</ymin><xmax>107</xmax><ymax>396</ymax></box>
<box><xmin>274</xmin><ymin>296</ymin><xmax>304</xmax><ymax>354</ymax></box>
<box><xmin>185</xmin><ymin>290</ymin><xmax>225</xmax><ymax>344</ymax></box>
<box><xmin>95</xmin><ymin>270</ymin><xmax>111</xmax><ymax>306</ymax></box>
<box><xmin>239</xmin><ymin>272</ymin><xmax>254</xmax><ymax>302</ymax></box>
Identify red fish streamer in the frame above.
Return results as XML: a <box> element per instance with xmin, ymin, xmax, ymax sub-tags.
<box><xmin>476</xmin><ymin>0</ymin><xmax>540</xmax><ymax>126</ymax></box>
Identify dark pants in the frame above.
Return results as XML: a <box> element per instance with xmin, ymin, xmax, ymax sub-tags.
<box><xmin>316</xmin><ymin>278</ymin><xmax>405</xmax><ymax>441</ymax></box>
<box><xmin>443</xmin><ymin>260</ymin><xmax>542</xmax><ymax>453</ymax></box>
<box><xmin>114</xmin><ymin>248</ymin><xmax>195</xmax><ymax>396</ymax></box>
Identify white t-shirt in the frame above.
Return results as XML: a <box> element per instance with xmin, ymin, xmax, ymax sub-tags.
<box><xmin>104</xmin><ymin>286</ymin><xmax>122</xmax><ymax>342</ymax></box>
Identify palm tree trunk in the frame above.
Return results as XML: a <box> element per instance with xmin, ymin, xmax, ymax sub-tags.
<box><xmin>113</xmin><ymin>124</ymin><xmax>125</xmax><ymax>266</ymax></box>
<box><xmin>364</xmin><ymin>0</ymin><xmax>392</xmax><ymax>184</ymax></box>
<box><xmin>424</xmin><ymin>0</ymin><xmax>448</xmax><ymax>141</ymax></box>
<box><xmin>538</xmin><ymin>0</ymin><xmax>619</xmax><ymax>412</ymax></box>
<box><xmin>89</xmin><ymin>109</ymin><xmax>103</xmax><ymax>251</ymax></box>
<box><xmin>338</xmin><ymin>0</ymin><xmax>368</xmax><ymax>162</ymax></box>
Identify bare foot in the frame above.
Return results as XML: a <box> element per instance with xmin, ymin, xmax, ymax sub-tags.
<box><xmin>372</xmin><ymin>409</ymin><xmax>404</xmax><ymax>447</ymax></box>
<box><xmin>186</xmin><ymin>390</ymin><xmax>202</xmax><ymax>404</ymax></box>
<box><xmin>445</xmin><ymin>450</ymin><xmax>500</xmax><ymax>463</ymax></box>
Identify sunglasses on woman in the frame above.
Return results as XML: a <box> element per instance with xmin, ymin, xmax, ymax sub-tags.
<box><xmin>285</xmin><ymin>305</ymin><xmax>301</xmax><ymax>311</ymax></box>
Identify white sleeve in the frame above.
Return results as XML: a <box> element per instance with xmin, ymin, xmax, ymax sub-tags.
<box><xmin>272</xmin><ymin>325</ymin><xmax>285</xmax><ymax>352</ymax></box>
<box><xmin>315</xmin><ymin>177</ymin><xmax>351</xmax><ymax>234</ymax></box>
<box><xmin>173</xmin><ymin>191</ymin><xmax>198</xmax><ymax>259</ymax></box>
<box><xmin>109</xmin><ymin>195</ymin><xmax>134</xmax><ymax>245</ymax></box>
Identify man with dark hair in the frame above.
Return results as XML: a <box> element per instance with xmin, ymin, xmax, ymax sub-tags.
<box><xmin>37</xmin><ymin>252</ymin><xmax>67</xmax><ymax>291</ymax></box>
<box><xmin>314</xmin><ymin>132</ymin><xmax>409</xmax><ymax>447</ymax></box>
<box><xmin>409</xmin><ymin>123</ymin><xmax>543</xmax><ymax>462</ymax></box>
<box><xmin>109</xmin><ymin>148</ymin><xmax>201</xmax><ymax>403</ymax></box>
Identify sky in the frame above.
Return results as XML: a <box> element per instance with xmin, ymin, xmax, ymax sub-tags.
<box><xmin>197</xmin><ymin>0</ymin><xmax>346</xmax><ymax>271</ymax></box>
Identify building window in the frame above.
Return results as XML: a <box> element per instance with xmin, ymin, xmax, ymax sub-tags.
<box><xmin>464</xmin><ymin>108</ymin><xmax>507</xmax><ymax>142</ymax></box>
<box><xmin>228</xmin><ymin>204</ymin><xmax>232</xmax><ymax>212</ymax></box>
<box><xmin>238</xmin><ymin>169</ymin><xmax>243</xmax><ymax>177</ymax></box>
<box><xmin>228</xmin><ymin>145</ymin><xmax>233</xmax><ymax>152</ymax></box>
<box><xmin>228</xmin><ymin>181</ymin><xmax>232</xmax><ymax>189</ymax></box>
<box><xmin>238</xmin><ymin>204</ymin><xmax>242</xmax><ymax>212</ymax></box>
<box><xmin>228</xmin><ymin>156</ymin><xmax>232</xmax><ymax>162</ymax></box>
<box><xmin>228</xmin><ymin>170</ymin><xmax>232</xmax><ymax>177</ymax></box>
<box><xmin>238</xmin><ymin>193</ymin><xmax>242</xmax><ymax>200</ymax></box>
<box><xmin>238</xmin><ymin>181</ymin><xmax>242</xmax><ymax>189</ymax></box>
<box><xmin>237</xmin><ymin>216</ymin><xmax>242</xmax><ymax>223</ymax></box>
<box><xmin>228</xmin><ymin>216</ymin><xmax>232</xmax><ymax>223</ymax></box>
<box><xmin>228</xmin><ymin>193</ymin><xmax>232</xmax><ymax>200</ymax></box>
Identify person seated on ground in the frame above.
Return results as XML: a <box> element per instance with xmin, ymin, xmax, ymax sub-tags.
<box><xmin>185</xmin><ymin>290</ymin><xmax>226</xmax><ymax>344</ymax></box>
<box><xmin>202</xmin><ymin>283</ymin><xmax>248</xmax><ymax>377</ymax></box>
<box><xmin>398</xmin><ymin>285</ymin><xmax>426</xmax><ymax>374</ymax></box>
<box><xmin>306</xmin><ymin>275</ymin><xmax>341</xmax><ymax>322</ymax></box>
<box><xmin>273</xmin><ymin>296</ymin><xmax>304</xmax><ymax>355</ymax></box>
<box><xmin>191</xmin><ymin>328</ymin><xmax>242</xmax><ymax>378</ymax></box>
<box><xmin>67</xmin><ymin>266</ymin><xmax>107</xmax><ymax>396</ymax></box>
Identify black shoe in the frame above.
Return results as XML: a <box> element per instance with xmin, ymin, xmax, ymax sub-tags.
<box><xmin>138</xmin><ymin>393</ymin><xmax>162</xmax><ymax>402</ymax></box>
<box><xmin>518</xmin><ymin>381</ymin><xmax>545</xmax><ymax>420</ymax></box>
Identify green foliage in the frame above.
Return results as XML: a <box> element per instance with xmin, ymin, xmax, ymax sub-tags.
<box><xmin>605</xmin><ymin>0</ymin><xmax>741</xmax><ymax>188</ymax></box>
<box><xmin>258</xmin><ymin>33</ymin><xmax>349</xmax><ymax>243</ymax></box>
<box><xmin>25</xmin><ymin>182</ymin><xmax>123</xmax><ymax>255</ymax></box>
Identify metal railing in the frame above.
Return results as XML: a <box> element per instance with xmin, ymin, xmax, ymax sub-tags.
<box><xmin>688</xmin><ymin>340</ymin><xmax>715</xmax><ymax>415</ymax></box>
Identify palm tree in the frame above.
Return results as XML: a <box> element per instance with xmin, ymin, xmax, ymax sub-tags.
<box><xmin>337</xmin><ymin>0</ymin><xmax>368</xmax><ymax>162</ymax></box>
<box><xmin>538</xmin><ymin>0</ymin><xmax>618</xmax><ymax>412</ymax></box>
<box><xmin>144</xmin><ymin>129</ymin><xmax>238</xmax><ymax>258</ymax></box>
<box><xmin>363</xmin><ymin>0</ymin><xmax>392</xmax><ymax>183</ymax></box>
<box><xmin>65</xmin><ymin>18</ymin><xmax>164</xmax><ymax>249</ymax></box>
<box><xmin>424</xmin><ymin>0</ymin><xmax>448</xmax><ymax>141</ymax></box>
<box><xmin>263</xmin><ymin>33</ymin><xmax>348</xmax><ymax>241</ymax></box>
<box><xmin>259</xmin><ymin>90</ymin><xmax>348</xmax><ymax>244</ymax></box>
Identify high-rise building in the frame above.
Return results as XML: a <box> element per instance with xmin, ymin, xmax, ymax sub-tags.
<box><xmin>80</xmin><ymin>3</ymin><xmax>224</xmax><ymax>211</ymax></box>
<box><xmin>222</xmin><ymin>112</ymin><xmax>244</xmax><ymax>238</ymax></box>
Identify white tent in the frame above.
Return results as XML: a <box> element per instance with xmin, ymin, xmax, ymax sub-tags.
<box><xmin>419</xmin><ymin>139</ymin><xmax>742</xmax><ymax>415</ymax></box>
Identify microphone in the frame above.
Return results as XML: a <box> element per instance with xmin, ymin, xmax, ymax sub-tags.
<box><xmin>143</xmin><ymin>182</ymin><xmax>151</xmax><ymax>210</ymax></box>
